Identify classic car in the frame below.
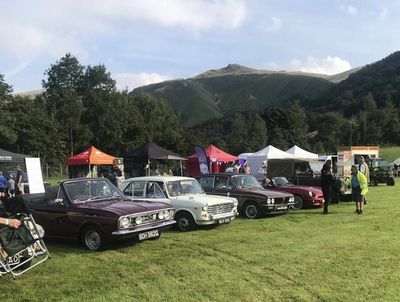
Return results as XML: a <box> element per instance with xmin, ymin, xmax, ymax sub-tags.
<box><xmin>264</xmin><ymin>176</ymin><xmax>324</xmax><ymax>209</ymax></box>
<box><xmin>120</xmin><ymin>176</ymin><xmax>238</xmax><ymax>232</ymax></box>
<box><xmin>19</xmin><ymin>178</ymin><xmax>175</xmax><ymax>251</ymax></box>
<box><xmin>196</xmin><ymin>173</ymin><xmax>295</xmax><ymax>218</ymax></box>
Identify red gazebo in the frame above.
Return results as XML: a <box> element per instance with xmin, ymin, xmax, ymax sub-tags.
<box><xmin>186</xmin><ymin>144</ymin><xmax>238</xmax><ymax>176</ymax></box>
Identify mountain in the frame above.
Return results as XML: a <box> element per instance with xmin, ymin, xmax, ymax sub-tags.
<box><xmin>131</xmin><ymin>64</ymin><xmax>349</xmax><ymax>127</ymax></box>
<box><xmin>309</xmin><ymin>51</ymin><xmax>400</xmax><ymax>113</ymax></box>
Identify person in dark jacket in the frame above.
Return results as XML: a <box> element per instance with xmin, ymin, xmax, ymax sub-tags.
<box><xmin>321</xmin><ymin>162</ymin><xmax>335</xmax><ymax>214</ymax></box>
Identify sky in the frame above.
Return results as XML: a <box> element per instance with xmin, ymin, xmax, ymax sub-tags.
<box><xmin>1</xmin><ymin>0</ymin><xmax>400</xmax><ymax>93</ymax></box>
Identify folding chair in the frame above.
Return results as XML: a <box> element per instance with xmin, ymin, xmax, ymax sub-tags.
<box><xmin>0</xmin><ymin>196</ymin><xmax>50</xmax><ymax>279</ymax></box>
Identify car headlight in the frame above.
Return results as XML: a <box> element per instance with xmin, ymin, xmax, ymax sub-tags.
<box><xmin>135</xmin><ymin>216</ymin><xmax>143</xmax><ymax>225</ymax></box>
<box><xmin>201</xmin><ymin>203</ymin><xmax>208</xmax><ymax>211</ymax></box>
<box><xmin>267</xmin><ymin>198</ymin><xmax>275</xmax><ymax>204</ymax></box>
<box><xmin>170</xmin><ymin>209</ymin><xmax>175</xmax><ymax>219</ymax></box>
<box><xmin>158</xmin><ymin>211</ymin><xmax>165</xmax><ymax>220</ymax></box>
<box><xmin>289</xmin><ymin>197</ymin><xmax>295</xmax><ymax>202</ymax></box>
<box><xmin>164</xmin><ymin>210</ymin><xmax>171</xmax><ymax>220</ymax></box>
<box><xmin>308</xmin><ymin>191</ymin><xmax>314</xmax><ymax>197</ymax></box>
<box><xmin>119</xmin><ymin>216</ymin><xmax>131</xmax><ymax>229</ymax></box>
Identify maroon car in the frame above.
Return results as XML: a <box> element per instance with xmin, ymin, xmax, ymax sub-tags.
<box><xmin>24</xmin><ymin>178</ymin><xmax>175</xmax><ymax>251</ymax></box>
<box><xmin>266</xmin><ymin>176</ymin><xmax>324</xmax><ymax>210</ymax></box>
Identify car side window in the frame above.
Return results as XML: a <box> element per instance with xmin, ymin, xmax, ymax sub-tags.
<box><xmin>124</xmin><ymin>181</ymin><xmax>145</xmax><ymax>197</ymax></box>
<box><xmin>198</xmin><ymin>177</ymin><xmax>214</xmax><ymax>190</ymax></box>
<box><xmin>215</xmin><ymin>176</ymin><xmax>229</xmax><ymax>190</ymax></box>
<box><xmin>146</xmin><ymin>182</ymin><xmax>165</xmax><ymax>198</ymax></box>
<box><xmin>57</xmin><ymin>187</ymin><xmax>67</xmax><ymax>201</ymax></box>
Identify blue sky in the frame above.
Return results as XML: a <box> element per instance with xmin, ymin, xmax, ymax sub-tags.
<box><xmin>1</xmin><ymin>0</ymin><xmax>400</xmax><ymax>92</ymax></box>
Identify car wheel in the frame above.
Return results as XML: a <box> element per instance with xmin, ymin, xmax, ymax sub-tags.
<box><xmin>175</xmin><ymin>212</ymin><xmax>195</xmax><ymax>232</ymax></box>
<box><xmin>291</xmin><ymin>196</ymin><xmax>303</xmax><ymax>210</ymax></box>
<box><xmin>244</xmin><ymin>202</ymin><xmax>261</xmax><ymax>219</ymax></box>
<box><xmin>386</xmin><ymin>177</ymin><xmax>395</xmax><ymax>186</ymax></box>
<box><xmin>81</xmin><ymin>226</ymin><xmax>106</xmax><ymax>251</ymax></box>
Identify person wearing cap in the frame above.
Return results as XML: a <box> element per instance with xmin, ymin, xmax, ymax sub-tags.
<box><xmin>358</xmin><ymin>156</ymin><xmax>369</xmax><ymax>204</ymax></box>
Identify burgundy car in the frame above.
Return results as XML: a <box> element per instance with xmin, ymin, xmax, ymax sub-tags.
<box><xmin>24</xmin><ymin>178</ymin><xmax>175</xmax><ymax>251</ymax></box>
<box><xmin>266</xmin><ymin>176</ymin><xmax>324</xmax><ymax>209</ymax></box>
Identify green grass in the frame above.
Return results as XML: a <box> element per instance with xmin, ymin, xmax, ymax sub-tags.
<box><xmin>380</xmin><ymin>146</ymin><xmax>400</xmax><ymax>162</ymax></box>
<box><xmin>2</xmin><ymin>183</ymin><xmax>400</xmax><ymax>301</ymax></box>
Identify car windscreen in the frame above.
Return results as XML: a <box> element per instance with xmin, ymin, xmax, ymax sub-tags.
<box><xmin>64</xmin><ymin>179</ymin><xmax>125</xmax><ymax>203</ymax></box>
<box><xmin>273</xmin><ymin>177</ymin><xmax>291</xmax><ymax>186</ymax></box>
<box><xmin>165</xmin><ymin>179</ymin><xmax>205</xmax><ymax>197</ymax></box>
<box><xmin>231</xmin><ymin>175</ymin><xmax>263</xmax><ymax>189</ymax></box>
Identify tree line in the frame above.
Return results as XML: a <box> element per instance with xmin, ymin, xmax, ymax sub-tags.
<box><xmin>1</xmin><ymin>53</ymin><xmax>399</xmax><ymax>176</ymax></box>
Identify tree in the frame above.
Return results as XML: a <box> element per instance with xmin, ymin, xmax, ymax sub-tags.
<box><xmin>227</xmin><ymin>113</ymin><xmax>249</xmax><ymax>154</ymax></box>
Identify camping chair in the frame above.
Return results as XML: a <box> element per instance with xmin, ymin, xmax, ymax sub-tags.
<box><xmin>0</xmin><ymin>196</ymin><xmax>50</xmax><ymax>279</ymax></box>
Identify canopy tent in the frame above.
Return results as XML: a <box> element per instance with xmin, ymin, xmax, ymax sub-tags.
<box><xmin>67</xmin><ymin>146</ymin><xmax>116</xmax><ymax>178</ymax></box>
<box><xmin>0</xmin><ymin>147</ymin><xmax>45</xmax><ymax>194</ymax></box>
<box><xmin>286</xmin><ymin>145</ymin><xmax>318</xmax><ymax>159</ymax></box>
<box><xmin>246</xmin><ymin>145</ymin><xmax>293</xmax><ymax>179</ymax></box>
<box><xmin>121</xmin><ymin>142</ymin><xmax>186</xmax><ymax>177</ymax></box>
<box><xmin>187</xmin><ymin>144</ymin><xmax>238</xmax><ymax>176</ymax></box>
<box><xmin>67</xmin><ymin>146</ymin><xmax>116</xmax><ymax>166</ymax></box>
<box><xmin>237</xmin><ymin>152</ymin><xmax>253</xmax><ymax>165</ymax></box>
<box><xmin>0</xmin><ymin>147</ymin><xmax>30</xmax><ymax>162</ymax></box>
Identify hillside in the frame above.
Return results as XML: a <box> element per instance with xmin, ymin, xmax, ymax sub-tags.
<box><xmin>131</xmin><ymin>65</ymin><xmax>335</xmax><ymax>127</ymax></box>
<box><xmin>309</xmin><ymin>51</ymin><xmax>400</xmax><ymax>113</ymax></box>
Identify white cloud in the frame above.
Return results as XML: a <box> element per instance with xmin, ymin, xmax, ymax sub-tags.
<box><xmin>340</xmin><ymin>4</ymin><xmax>358</xmax><ymax>16</ymax></box>
<box><xmin>264</xmin><ymin>16</ymin><xmax>282</xmax><ymax>33</ymax></box>
<box><xmin>378</xmin><ymin>6</ymin><xmax>389</xmax><ymax>19</ymax></box>
<box><xmin>112</xmin><ymin>72</ymin><xmax>172</xmax><ymax>91</ymax></box>
<box><xmin>287</xmin><ymin>56</ymin><xmax>352</xmax><ymax>75</ymax></box>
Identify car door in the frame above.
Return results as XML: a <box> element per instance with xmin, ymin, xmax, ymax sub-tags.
<box><xmin>29</xmin><ymin>187</ymin><xmax>78</xmax><ymax>237</ymax></box>
<box><xmin>122</xmin><ymin>181</ymin><xmax>146</xmax><ymax>200</ymax></box>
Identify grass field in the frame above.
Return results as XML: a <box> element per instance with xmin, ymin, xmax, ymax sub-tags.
<box><xmin>2</xmin><ymin>183</ymin><xmax>400</xmax><ymax>301</ymax></box>
<box><xmin>380</xmin><ymin>146</ymin><xmax>400</xmax><ymax>162</ymax></box>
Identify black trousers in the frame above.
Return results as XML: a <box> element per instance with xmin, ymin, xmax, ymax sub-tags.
<box><xmin>322</xmin><ymin>186</ymin><xmax>332</xmax><ymax>213</ymax></box>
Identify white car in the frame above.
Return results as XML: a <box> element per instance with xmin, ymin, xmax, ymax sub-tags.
<box><xmin>120</xmin><ymin>176</ymin><xmax>238</xmax><ymax>231</ymax></box>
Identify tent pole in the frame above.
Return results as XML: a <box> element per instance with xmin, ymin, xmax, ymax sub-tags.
<box><xmin>180</xmin><ymin>160</ymin><xmax>183</xmax><ymax>176</ymax></box>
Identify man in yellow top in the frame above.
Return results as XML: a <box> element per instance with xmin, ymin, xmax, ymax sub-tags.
<box><xmin>351</xmin><ymin>165</ymin><xmax>368</xmax><ymax>214</ymax></box>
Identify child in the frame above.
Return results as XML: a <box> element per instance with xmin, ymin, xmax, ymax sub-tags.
<box><xmin>7</xmin><ymin>176</ymin><xmax>15</xmax><ymax>197</ymax></box>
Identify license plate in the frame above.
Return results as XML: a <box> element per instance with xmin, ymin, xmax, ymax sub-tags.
<box><xmin>7</xmin><ymin>254</ymin><xmax>21</xmax><ymax>265</ymax></box>
<box><xmin>138</xmin><ymin>230</ymin><xmax>159</xmax><ymax>240</ymax></box>
<box><xmin>277</xmin><ymin>206</ymin><xmax>288</xmax><ymax>210</ymax></box>
<box><xmin>218</xmin><ymin>218</ymin><xmax>231</xmax><ymax>224</ymax></box>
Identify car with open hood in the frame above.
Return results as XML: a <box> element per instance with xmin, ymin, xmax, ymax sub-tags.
<box><xmin>120</xmin><ymin>176</ymin><xmax>238</xmax><ymax>231</ymax></box>
<box><xmin>22</xmin><ymin>178</ymin><xmax>175</xmax><ymax>251</ymax></box>
<box><xmin>197</xmin><ymin>173</ymin><xmax>295</xmax><ymax>218</ymax></box>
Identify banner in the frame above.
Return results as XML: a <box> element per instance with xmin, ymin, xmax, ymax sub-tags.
<box><xmin>25</xmin><ymin>157</ymin><xmax>45</xmax><ymax>194</ymax></box>
<box><xmin>194</xmin><ymin>145</ymin><xmax>209</xmax><ymax>174</ymax></box>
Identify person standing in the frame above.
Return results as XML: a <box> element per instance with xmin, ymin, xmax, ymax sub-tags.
<box><xmin>7</xmin><ymin>176</ymin><xmax>16</xmax><ymax>197</ymax></box>
<box><xmin>321</xmin><ymin>162</ymin><xmax>335</xmax><ymax>215</ymax></box>
<box><xmin>358</xmin><ymin>156</ymin><xmax>369</xmax><ymax>204</ymax></box>
<box><xmin>0</xmin><ymin>172</ymin><xmax>7</xmax><ymax>197</ymax></box>
<box><xmin>351</xmin><ymin>165</ymin><xmax>368</xmax><ymax>214</ymax></box>
<box><xmin>16</xmin><ymin>166</ymin><xmax>25</xmax><ymax>195</ymax></box>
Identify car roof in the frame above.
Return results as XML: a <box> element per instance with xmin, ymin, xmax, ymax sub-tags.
<box><xmin>125</xmin><ymin>176</ymin><xmax>196</xmax><ymax>182</ymax></box>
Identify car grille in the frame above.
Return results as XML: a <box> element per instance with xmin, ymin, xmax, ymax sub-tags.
<box><xmin>274</xmin><ymin>197</ymin><xmax>290</xmax><ymax>205</ymax></box>
<box><xmin>208</xmin><ymin>203</ymin><xmax>234</xmax><ymax>215</ymax></box>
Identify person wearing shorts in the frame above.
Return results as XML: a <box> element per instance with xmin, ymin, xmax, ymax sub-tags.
<box><xmin>351</xmin><ymin>165</ymin><xmax>368</xmax><ymax>214</ymax></box>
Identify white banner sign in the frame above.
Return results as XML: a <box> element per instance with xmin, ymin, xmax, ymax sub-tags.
<box><xmin>25</xmin><ymin>158</ymin><xmax>45</xmax><ymax>194</ymax></box>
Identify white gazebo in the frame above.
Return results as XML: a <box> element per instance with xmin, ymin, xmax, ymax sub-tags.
<box><xmin>286</xmin><ymin>145</ymin><xmax>318</xmax><ymax>159</ymax></box>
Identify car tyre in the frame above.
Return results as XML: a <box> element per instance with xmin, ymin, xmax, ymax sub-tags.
<box><xmin>244</xmin><ymin>202</ymin><xmax>262</xmax><ymax>219</ymax></box>
<box><xmin>81</xmin><ymin>225</ymin><xmax>106</xmax><ymax>251</ymax></box>
<box><xmin>291</xmin><ymin>196</ymin><xmax>303</xmax><ymax>210</ymax></box>
<box><xmin>175</xmin><ymin>212</ymin><xmax>195</xmax><ymax>232</ymax></box>
<box><xmin>386</xmin><ymin>177</ymin><xmax>395</xmax><ymax>186</ymax></box>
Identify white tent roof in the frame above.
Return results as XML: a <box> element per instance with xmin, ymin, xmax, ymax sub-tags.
<box><xmin>238</xmin><ymin>152</ymin><xmax>253</xmax><ymax>160</ymax></box>
<box><xmin>286</xmin><ymin>145</ymin><xmax>318</xmax><ymax>159</ymax></box>
<box><xmin>250</xmin><ymin>145</ymin><xmax>293</xmax><ymax>159</ymax></box>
